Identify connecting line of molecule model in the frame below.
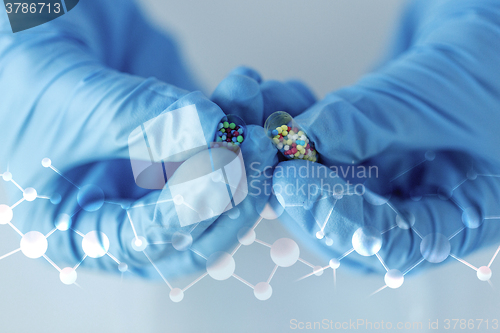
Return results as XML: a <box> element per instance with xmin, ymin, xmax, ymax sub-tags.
<box><xmin>288</xmin><ymin>151</ymin><xmax>500</xmax><ymax>296</ymax></box>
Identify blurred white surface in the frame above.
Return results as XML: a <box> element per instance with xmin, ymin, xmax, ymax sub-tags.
<box><xmin>140</xmin><ymin>0</ymin><xmax>404</xmax><ymax>97</ymax></box>
<box><xmin>1</xmin><ymin>1</ymin><xmax>500</xmax><ymax>332</ymax></box>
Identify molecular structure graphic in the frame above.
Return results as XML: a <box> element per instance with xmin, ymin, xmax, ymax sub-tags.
<box><xmin>286</xmin><ymin>151</ymin><xmax>500</xmax><ymax>296</ymax></box>
<box><xmin>0</xmin><ymin>158</ymin><xmax>128</xmax><ymax>286</ymax></box>
<box><xmin>124</xmin><ymin>202</ymin><xmax>324</xmax><ymax>303</ymax></box>
<box><xmin>0</xmin><ymin>157</ymin><xmax>327</xmax><ymax>302</ymax></box>
<box><xmin>1</xmin><ymin>152</ymin><xmax>499</xmax><ymax>302</ymax></box>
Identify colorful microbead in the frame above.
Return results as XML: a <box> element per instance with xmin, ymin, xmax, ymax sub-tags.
<box><xmin>268</xmin><ymin>122</ymin><xmax>318</xmax><ymax>162</ymax></box>
<box><xmin>216</xmin><ymin>117</ymin><xmax>246</xmax><ymax>151</ymax></box>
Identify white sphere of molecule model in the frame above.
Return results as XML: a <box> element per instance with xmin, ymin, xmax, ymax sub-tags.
<box><xmin>211</xmin><ymin>172</ymin><xmax>223</xmax><ymax>183</ymax></box>
<box><xmin>254</xmin><ymin>282</ymin><xmax>272</xmax><ymax>301</ymax></box>
<box><xmin>410</xmin><ymin>189</ymin><xmax>422</xmax><ymax>201</ymax></box>
<box><xmin>333</xmin><ymin>191</ymin><xmax>343</xmax><ymax>200</ymax></box>
<box><xmin>437</xmin><ymin>186</ymin><xmax>453</xmax><ymax>200</ymax></box>
<box><xmin>384</xmin><ymin>269</ymin><xmax>404</xmax><ymax>289</ymax></box>
<box><xmin>23</xmin><ymin>188</ymin><xmax>37</xmax><ymax>202</ymax></box>
<box><xmin>420</xmin><ymin>233</ymin><xmax>450</xmax><ymax>263</ymax></box>
<box><xmin>467</xmin><ymin>170</ymin><xmax>478</xmax><ymax>180</ymax></box>
<box><xmin>41</xmin><ymin>158</ymin><xmax>52</xmax><ymax>168</ymax></box>
<box><xmin>82</xmin><ymin>231</ymin><xmax>110</xmax><ymax>258</ymax></box>
<box><xmin>424</xmin><ymin>150</ymin><xmax>435</xmax><ymax>161</ymax></box>
<box><xmin>313</xmin><ymin>266</ymin><xmax>324</xmax><ymax>276</ymax></box>
<box><xmin>396</xmin><ymin>211</ymin><xmax>415</xmax><ymax>230</ymax></box>
<box><xmin>237</xmin><ymin>226</ymin><xmax>256</xmax><ymax>246</ymax></box>
<box><xmin>59</xmin><ymin>267</ymin><xmax>77</xmax><ymax>285</ymax></box>
<box><xmin>55</xmin><ymin>213</ymin><xmax>71</xmax><ymax>231</ymax></box>
<box><xmin>316</xmin><ymin>230</ymin><xmax>325</xmax><ymax>240</ymax></box>
<box><xmin>2</xmin><ymin>172</ymin><xmax>12</xmax><ymax>181</ymax></box>
<box><xmin>352</xmin><ymin>226</ymin><xmax>382</xmax><ymax>257</ymax></box>
<box><xmin>131</xmin><ymin>236</ymin><xmax>147</xmax><ymax>252</ymax></box>
<box><xmin>329</xmin><ymin>258</ymin><xmax>340</xmax><ymax>269</ymax></box>
<box><xmin>20</xmin><ymin>231</ymin><xmax>48</xmax><ymax>259</ymax></box>
<box><xmin>77</xmin><ymin>185</ymin><xmax>105</xmax><ymax>212</ymax></box>
<box><xmin>50</xmin><ymin>193</ymin><xmax>62</xmax><ymax>205</ymax></box>
<box><xmin>206</xmin><ymin>252</ymin><xmax>235</xmax><ymax>280</ymax></box>
<box><xmin>227</xmin><ymin>207</ymin><xmax>240</xmax><ymax>219</ymax></box>
<box><xmin>120</xmin><ymin>202</ymin><xmax>131</xmax><ymax>210</ymax></box>
<box><xmin>462</xmin><ymin>207</ymin><xmax>483</xmax><ymax>229</ymax></box>
<box><xmin>198</xmin><ymin>206</ymin><xmax>214</xmax><ymax>221</ymax></box>
<box><xmin>270</xmin><ymin>238</ymin><xmax>300</xmax><ymax>267</ymax></box>
<box><xmin>118</xmin><ymin>263</ymin><xmax>128</xmax><ymax>273</ymax></box>
<box><xmin>259</xmin><ymin>201</ymin><xmax>284</xmax><ymax>220</ymax></box>
<box><xmin>477</xmin><ymin>266</ymin><xmax>492</xmax><ymax>281</ymax></box>
<box><xmin>171</xmin><ymin>231</ymin><xmax>193</xmax><ymax>251</ymax></box>
<box><xmin>0</xmin><ymin>204</ymin><xmax>13</xmax><ymax>224</ymax></box>
<box><xmin>173</xmin><ymin>194</ymin><xmax>184</xmax><ymax>206</ymax></box>
<box><xmin>169</xmin><ymin>288</ymin><xmax>184</xmax><ymax>302</ymax></box>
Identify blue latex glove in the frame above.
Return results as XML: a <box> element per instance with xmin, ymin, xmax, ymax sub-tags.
<box><xmin>211</xmin><ymin>66</ymin><xmax>317</xmax><ymax>126</ymax></box>
<box><xmin>273</xmin><ymin>0</ymin><xmax>500</xmax><ymax>275</ymax></box>
<box><xmin>0</xmin><ymin>0</ymin><xmax>282</xmax><ymax>280</ymax></box>
<box><xmin>0</xmin><ymin>0</ymin><xmax>326</xmax><ymax>283</ymax></box>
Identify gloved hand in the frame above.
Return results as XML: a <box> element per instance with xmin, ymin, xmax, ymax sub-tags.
<box><xmin>0</xmin><ymin>0</ymin><xmax>281</xmax><ymax>279</ymax></box>
<box><xmin>0</xmin><ymin>0</ymin><xmax>207</xmax><ymax>275</ymax></box>
<box><xmin>21</xmin><ymin>124</ymin><xmax>278</xmax><ymax>280</ymax></box>
<box><xmin>273</xmin><ymin>0</ymin><xmax>500</xmax><ymax>275</ymax></box>
<box><xmin>211</xmin><ymin>66</ymin><xmax>316</xmax><ymax>126</ymax></box>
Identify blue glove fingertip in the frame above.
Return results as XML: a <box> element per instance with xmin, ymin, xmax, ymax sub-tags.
<box><xmin>211</xmin><ymin>75</ymin><xmax>264</xmax><ymax>125</ymax></box>
<box><xmin>227</xmin><ymin>66</ymin><xmax>263</xmax><ymax>83</ymax></box>
<box><xmin>212</xmin><ymin>74</ymin><xmax>261</xmax><ymax>103</ymax></box>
